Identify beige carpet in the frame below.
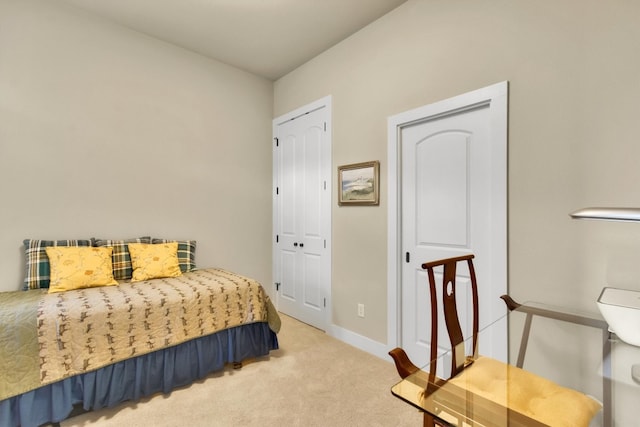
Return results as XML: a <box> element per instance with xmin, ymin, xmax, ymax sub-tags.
<box><xmin>61</xmin><ymin>314</ymin><xmax>422</xmax><ymax>427</ymax></box>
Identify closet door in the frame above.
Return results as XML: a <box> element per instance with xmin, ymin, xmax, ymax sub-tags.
<box><xmin>273</xmin><ymin>98</ymin><xmax>331</xmax><ymax>331</ymax></box>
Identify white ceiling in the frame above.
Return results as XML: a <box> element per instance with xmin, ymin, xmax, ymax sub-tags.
<box><xmin>58</xmin><ymin>0</ymin><xmax>408</xmax><ymax>80</ymax></box>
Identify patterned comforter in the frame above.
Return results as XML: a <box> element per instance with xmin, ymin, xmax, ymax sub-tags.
<box><xmin>0</xmin><ymin>268</ymin><xmax>280</xmax><ymax>401</ymax></box>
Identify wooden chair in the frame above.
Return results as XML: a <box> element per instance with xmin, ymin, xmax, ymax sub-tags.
<box><xmin>389</xmin><ymin>254</ymin><xmax>478</xmax><ymax>427</ymax></box>
<box><xmin>390</xmin><ymin>254</ymin><xmax>603</xmax><ymax>427</ymax></box>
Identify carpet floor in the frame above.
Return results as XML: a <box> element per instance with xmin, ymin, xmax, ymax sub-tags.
<box><xmin>61</xmin><ymin>313</ymin><xmax>422</xmax><ymax>426</ymax></box>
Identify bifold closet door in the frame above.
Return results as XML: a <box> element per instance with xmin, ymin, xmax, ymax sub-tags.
<box><xmin>274</xmin><ymin>104</ymin><xmax>330</xmax><ymax>331</ymax></box>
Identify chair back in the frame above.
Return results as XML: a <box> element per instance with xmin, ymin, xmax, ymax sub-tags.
<box><xmin>422</xmin><ymin>254</ymin><xmax>479</xmax><ymax>379</ymax></box>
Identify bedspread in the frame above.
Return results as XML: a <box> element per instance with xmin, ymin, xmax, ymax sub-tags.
<box><xmin>37</xmin><ymin>268</ymin><xmax>274</xmax><ymax>385</ymax></box>
<box><xmin>0</xmin><ymin>268</ymin><xmax>278</xmax><ymax>401</ymax></box>
<box><xmin>0</xmin><ymin>289</ymin><xmax>44</xmax><ymax>401</ymax></box>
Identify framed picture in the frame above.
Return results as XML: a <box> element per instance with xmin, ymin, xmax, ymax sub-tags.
<box><xmin>338</xmin><ymin>161</ymin><xmax>380</xmax><ymax>206</ymax></box>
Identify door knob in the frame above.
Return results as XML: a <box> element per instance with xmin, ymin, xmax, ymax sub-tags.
<box><xmin>293</xmin><ymin>242</ymin><xmax>298</xmax><ymax>247</ymax></box>
<box><xmin>299</xmin><ymin>243</ymin><xmax>304</xmax><ymax>248</ymax></box>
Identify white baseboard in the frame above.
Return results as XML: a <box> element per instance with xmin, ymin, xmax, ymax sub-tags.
<box><xmin>328</xmin><ymin>323</ymin><xmax>391</xmax><ymax>362</ymax></box>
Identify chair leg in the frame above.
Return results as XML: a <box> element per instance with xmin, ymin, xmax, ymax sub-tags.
<box><xmin>423</xmin><ymin>412</ymin><xmax>446</xmax><ymax>427</ymax></box>
<box><xmin>423</xmin><ymin>412</ymin><xmax>435</xmax><ymax>427</ymax></box>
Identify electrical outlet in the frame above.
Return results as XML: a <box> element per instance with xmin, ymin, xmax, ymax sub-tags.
<box><xmin>357</xmin><ymin>303</ymin><xmax>365</xmax><ymax>318</ymax></box>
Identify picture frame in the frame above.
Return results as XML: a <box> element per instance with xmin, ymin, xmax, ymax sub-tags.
<box><xmin>338</xmin><ymin>161</ymin><xmax>380</xmax><ymax>206</ymax></box>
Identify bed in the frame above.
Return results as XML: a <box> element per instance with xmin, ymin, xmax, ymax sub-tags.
<box><xmin>0</xmin><ymin>238</ymin><xmax>280</xmax><ymax>427</ymax></box>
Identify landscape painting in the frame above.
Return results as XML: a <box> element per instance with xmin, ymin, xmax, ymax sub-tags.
<box><xmin>338</xmin><ymin>161</ymin><xmax>379</xmax><ymax>206</ymax></box>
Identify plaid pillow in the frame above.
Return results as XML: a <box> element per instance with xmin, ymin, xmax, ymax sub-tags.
<box><xmin>151</xmin><ymin>239</ymin><xmax>196</xmax><ymax>272</ymax></box>
<box><xmin>92</xmin><ymin>237</ymin><xmax>151</xmax><ymax>280</ymax></box>
<box><xmin>23</xmin><ymin>239</ymin><xmax>92</xmax><ymax>290</ymax></box>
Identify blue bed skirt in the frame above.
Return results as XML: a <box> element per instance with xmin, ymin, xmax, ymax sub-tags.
<box><xmin>0</xmin><ymin>322</ymin><xmax>278</xmax><ymax>427</ymax></box>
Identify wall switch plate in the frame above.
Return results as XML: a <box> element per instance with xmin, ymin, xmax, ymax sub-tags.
<box><xmin>357</xmin><ymin>303</ymin><xmax>365</xmax><ymax>318</ymax></box>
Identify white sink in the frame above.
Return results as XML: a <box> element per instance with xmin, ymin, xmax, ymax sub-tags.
<box><xmin>597</xmin><ymin>287</ymin><xmax>640</xmax><ymax>347</ymax></box>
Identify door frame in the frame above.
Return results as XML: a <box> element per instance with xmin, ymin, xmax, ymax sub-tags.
<box><xmin>386</xmin><ymin>82</ymin><xmax>508</xmax><ymax>351</ymax></box>
<box><xmin>272</xmin><ymin>95</ymin><xmax>332</xmax><ymax>330</ymax></box>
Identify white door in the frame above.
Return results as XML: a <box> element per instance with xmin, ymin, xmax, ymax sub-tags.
<box><xmin>388</xmin><ymin>82</ymin><xmax>508</xmax><ymax>369</ymax></box>
<box><xmin>273</xmin><ymin>97</ymin><xmax>331</xmax><ymax>330</ymax></box>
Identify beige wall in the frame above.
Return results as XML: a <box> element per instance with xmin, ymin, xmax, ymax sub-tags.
<box><xmin>0</xmin><ymin>0</ymin><xmax>274</xmax><ymax>292</ymax></box>
<box><xmin>274</xmin><ymin>0</ymin><xmax>640</xmax><ymax>359</ymax></box>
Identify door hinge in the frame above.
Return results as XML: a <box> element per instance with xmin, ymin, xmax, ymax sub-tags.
<box><xmin>406</xmin><ymin>252</ymin><xmax>410</xmax><ymax>263</ymax></box>
<box><xmin>274</xmin><ymin>137</ymin><xmax>279</xmax><ymax>147</ymax></box>
<box><xmin>324</xmin><ymin>239</ymin><xmax>326</xmax><ymax>249</ymax></box>
<box><xmin>276</xmin><ymin>235</ymin><xmax>279</xmax><ymax>243</ymax></box>
<box><xmin>276</xmin><ymin>187</ymin><xmax>279</xmax><ymax>195</ymax></box>
<box><xmin>324</xmin><ymin>298</ymin><xmax>326</xmax><ymax>307</ymax></box>
<box><xmin>324</xmin><ymin>122</ymin><xmax>327</xmax><ymax>132</ymax></box>
<box><xmin>275</xmin><ymin>282</ymin><xmax>281</xmax><ymax>291</ymax></box>
<box><xmin>323</xmin><ymin>181</ymin><xmax>326</xmax><ymax>190</ymax></box>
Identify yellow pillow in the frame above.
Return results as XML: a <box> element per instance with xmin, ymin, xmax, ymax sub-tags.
<box><xmin>128</xmin><ymin>242</ymin><xmax>182</xmax><ymax>282</ymax></box>
<box><xmin>45</xmin><ymin>246</ymin><xmax>118</xmax><ymax>293</ymax></box>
